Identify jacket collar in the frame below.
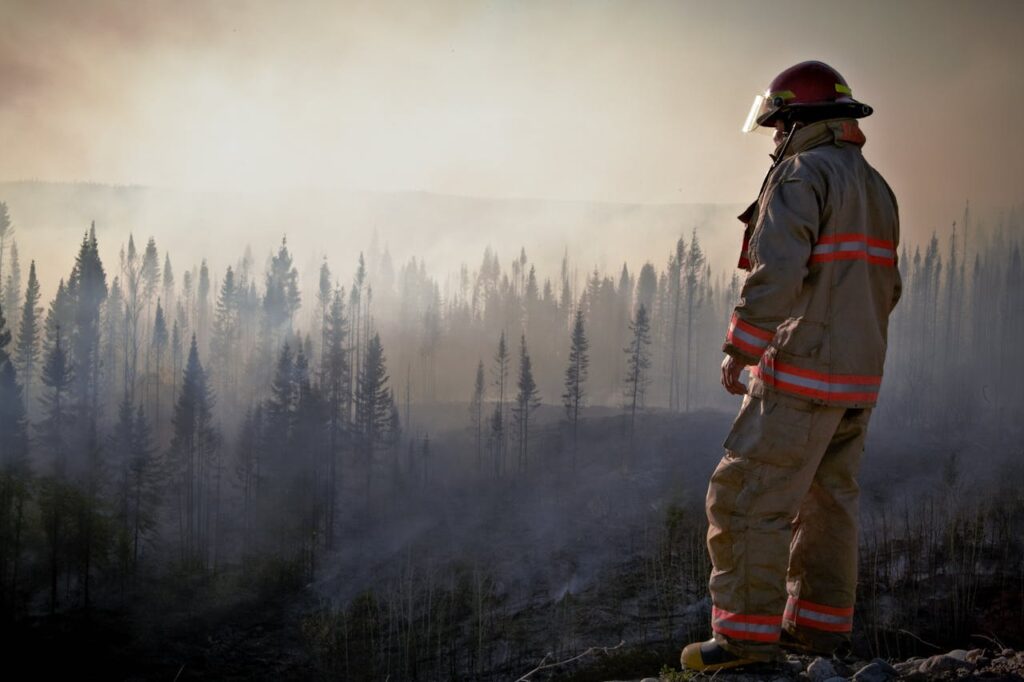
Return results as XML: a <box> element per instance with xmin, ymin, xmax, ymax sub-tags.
<box><xmin>772</xmin><ymin>118</ymin><xmax>867</xmax><ymax>161</ymax></box>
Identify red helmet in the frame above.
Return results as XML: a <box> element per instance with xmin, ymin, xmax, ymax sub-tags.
<box><xmin>742</xmin><ymin>61</ymin><xmax>873</xmax><ymax>132</ymax></box>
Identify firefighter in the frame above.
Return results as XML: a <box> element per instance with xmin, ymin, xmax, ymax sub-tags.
<box><xmin>681</xmin><ymin>61</ymin><xmax>902</xmax><ymax>672</ymax></box>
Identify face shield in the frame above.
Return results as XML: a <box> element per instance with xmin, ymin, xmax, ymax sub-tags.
<box><xmin>741</xmin><ymin>93</ymin><xmax>774</xmax><ymax>133</ymax></box>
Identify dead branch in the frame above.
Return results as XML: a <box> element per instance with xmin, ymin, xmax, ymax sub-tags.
<box><xmin>898</xmin><ymin>629</ymin><xmax>941</xmax><ymax>650</ymax></box>
<box><xmin>516</xmin><ymin>640</ymin><xmax>626</xmax><ymax>681</ymax></box>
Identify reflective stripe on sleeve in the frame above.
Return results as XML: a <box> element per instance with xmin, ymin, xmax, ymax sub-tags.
<box><xmin>725</xmin><ymin>312</ymin><xmax>775</xmax><ymax>358</ymax></box>
<box><xmin>810</xmin><ymin>233</ymin><xmax>895</xmax><ymax>266</ymax></box>
<box><xmin>753</xmin><ymin>359</ymin><xmax>881</xmax><ymax>404</ymax></box>
<box><xmin>712</xmin><ymin>606</ymin><xmax>782</xmax><ymax>643</ymax></box>
<box><xmin>784</xmin><ymin>597</ymin><xmax>853</xmax><ymax>633</ymax></box>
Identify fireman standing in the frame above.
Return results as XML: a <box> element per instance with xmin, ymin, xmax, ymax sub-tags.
<box><xmin>681</xmin><ymin>61</ymin><xmax>902</xmax><ymax>671</ymax></box>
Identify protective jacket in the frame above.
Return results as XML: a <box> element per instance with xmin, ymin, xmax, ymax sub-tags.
<box><xmin>723</xmin><ymin>118</ymin><xmax>901</xmax><ymax>408</ymax></box>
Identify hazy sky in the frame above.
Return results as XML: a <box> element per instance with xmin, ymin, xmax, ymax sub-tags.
<box><xmin>2</xmin><ymin>0</ymin><xmax>1022</xmax><ymax>244</ymax></box>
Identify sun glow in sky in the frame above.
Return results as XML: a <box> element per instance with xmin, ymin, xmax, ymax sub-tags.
<box><xmin>2</xmin><ymin>0</ymin><xmax>1023</xmax><ymax>243</ymax></box>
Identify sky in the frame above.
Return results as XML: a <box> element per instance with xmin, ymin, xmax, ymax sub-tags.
<box><xmin>2</xmin><ymin>0</ymin><xmax>1023</xmax><ymax>247</ymax></box>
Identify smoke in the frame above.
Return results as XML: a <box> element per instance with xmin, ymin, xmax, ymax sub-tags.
<box><xmin>3</xmin><ymin>0</ymin><xmax>1021</xmax><ymax>254</ymax></box>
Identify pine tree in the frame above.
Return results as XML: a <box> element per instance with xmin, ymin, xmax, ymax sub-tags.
<box><xmin>683</xmin><ymin>228</ymin><xmax>705</xmax><ymax>411</ymax></box>
<box><xmin>110</xmin><ymin>393</ymin><xmax>135</xmax><ymax>555</ymax></box>
<box><xmin>170</xmin><ymin>319</ymin><xmax>182</xmax><ymax>411</ymax></box>
<box><xmin>317</xmin><ymin>259</ymin><xmax>332</xmax><ymax>377</ymax></box>
<box><xmin>0</xmin><ymin>301</ymin><xmax>28</xmax><ymax>466</ymax></box>
<box><xmin>469</xmin><ymin>360</ymin><xmax>485</xmax><ymax>474</ymax></box>
<box><xmin>168</xmin><ymin>334</ymin><xmax>219</xmax><ymax>570</ymax></box>
<box><xmin>623</xmin><ymin>303</ymin><xmax>652</xmax><ymax>457</ymax></box>
<box><xmin>38</xmin><ymin>326</ymin><xmax>74</xmax><ymax>475</ymax></box>
<box><xmin>322</xmin><ymin>288</ymin><xmax>350</xmax><ymax>547</ymax></box>
<box><xmin>67</xmin><ymin>225</ymin><xmax>107</xmax><ymax>420</ymax></box>
<box><xmin>0</xmin><ymin>203</ymin><xmax>10</xmax><ymax>297</ymax></box>
<box><xmin>140</xmin><ymin>238</ymin><xmax>160</xmax><ymax>415</ymax></box>
<box><xmin>36</xmin><ymin>324</ymin><xmax>74</xmax><ymax>614</ymax></box>
<box><xmin>668</xmin><ymin>237</ymin><xmax>686</xmax><ymax>411</ymax></box>
<box><xmin>151</xmin><ymin>300</ymin><xmax>168</xmax><ymax>440</ymax></box>
<box><xmin>128</xmin><ymin>404</ymin><xmax>158</xmax><ymax>566</ymax></box>
<box><xmin>636</xmin><ymin>262</ymin><xmax>657</xmax><ymax>315</ymax></box>
<box><xmin>209</xmin><ymin>267</ymin><xmax>238</xmax><ymax>423</ymax></box>
<box><xmin>512</xmin><ymin>333</ymin><xmax>541</xmax><ymax>473</ymax></box>
<box><xmin>14</xmin><ymin>261</ymin><xmax>41</xmax><ymax>413</ymax></box>
<box><xmin>234</xmin><ymin>405</ymin><xmax>263</xmax><ymax>555</ymax></box>
<box><xmin>162</xmin><ymin>253</ymin><xmax>175</xmax><ymax>317</ymax></box>
<box><xmin>562</xmin><ymin>308</ymin><xmax>589</xmax><ymax>471</ymax></box>
<box><xmin>0</xmin><ymin>324</ymin><xmax>29</xmax><ymax>612</ymax></box>
<box><xmin>102</xmin><ymin>276</ymin><xmax>125</xmax><ymax>417</ymax></box>
<box><xmin>490</xmin><ymin>331</ymin><xmax>509</xmax><ymax>478</ymax></box>
<box><xmin>0</xmin><ymin>293</ymin><xmax>30</xmax><ymax>479</ymax></box>
<box><xmin>3</xmin><ymin>240</ymin><xmax>21</xmax><ymax>340</ymax></box>
<box><xmin>354</xmin><ymin>333</ymin><xmax>391</xmax><ymax>498</ymax></box>
<box><xmin>197</xmin><ymin>259</ymin><xmax>211</xmax><ymax>351</ymax></box>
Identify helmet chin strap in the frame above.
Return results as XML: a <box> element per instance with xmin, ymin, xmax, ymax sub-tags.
<box><xmin>757</xmin><ymin>122</ymin><xmax>802</xmax><ymax>200</ymax></box>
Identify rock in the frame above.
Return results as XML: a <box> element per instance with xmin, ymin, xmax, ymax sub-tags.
<box><xmin>893</xmin><ymin>660</ymin><xmax>920</xmax><ymax>675</ymax></box>
<box><xmin>807</xmin><ymin>657</ymin><xmax>838</xmax><ymax>682</ymax></box>
<box><xmin>852</xmin><ymin>658</ymin><xmax>898</xmax><ymax>682</ymax></box>
<box><xmin>820</xmin><ymin>677</ymin><xmax>846</xmax><ymax>682</ymax></box>
<box><xmin>965</xmin><ymin>648</ymin><xmax>986</xmax><ymax>663</ymax></box>
<box><xmin>1002</xmin><ymin>648</ymin><xmax>1015</xmax><ymax>657</ymax></box>
<box><xmin>946</xmin><ymin>648</ymin><xmax>970</xmax><ymax>661</ymax></box>
<box><xmin>783</xmin><ymin>656</ymin><xmax>805</xmax><ymax>675</ymax></box>
<box><xmin>918</xmin><ymin>654</ymin><xmax>976</xmax><ymax>674</ymax></box>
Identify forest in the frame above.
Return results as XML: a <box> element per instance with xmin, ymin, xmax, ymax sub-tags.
<box><xmin>0</xmin><ymin>197</ymin><xmax>1021</xmax><ymax>680</ymax></box>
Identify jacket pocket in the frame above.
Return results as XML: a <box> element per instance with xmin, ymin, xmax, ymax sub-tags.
<box><xmin>774</xmin><ymin>318</ymin><xmax>826</xmax><ymax>359</ymax></box>
<box><xmin>723</xmin><ymin>394</ymin><xmax>815</xmax><ymax>467</ymax></box>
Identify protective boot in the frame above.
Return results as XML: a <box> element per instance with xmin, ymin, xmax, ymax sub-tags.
<box><xmin>680</xmin><ymin>639</ymin><xmax>761</xmax><ymax>673</ymax></box>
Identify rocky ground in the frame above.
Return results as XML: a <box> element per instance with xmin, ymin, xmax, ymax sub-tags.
<box><xmin>605</xmin><ymin>647</ymin><xmax>1024</xmax><ymax>682</ymax></box>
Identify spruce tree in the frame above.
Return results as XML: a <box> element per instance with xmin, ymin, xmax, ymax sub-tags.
<box><xmin>317</xmin><ymin>260</ymin><xmax>332</xmax><ymax>377</ymax></box>
<box><xmin>14</xmin><ymin>261</ymin><xmax>41</xmax><ymax>412</ymax></box>
<box><xmin>512</xmin><ymin>333</ymin><xmax>541</xmax><ymax>473</ymax></box>
<box><xmin>490</xmin><ymin>331</ymin><xmax>509</xmax><ymax>477</ymax></box>
<box><xmin>67</xmin><ymin>225</ymin><xmax>107</xmax><ymax>420</ymax></box>
<box><xmin>3</xmin><ymin>240</ymin><xmax>21</xmax><ymax>339</ymax></box>
<box><xmin>152</xmin><ymin>299</ymin><xmax>168</xmax><ymax>437</ymax></box>
<box><xmin>683</xmin><ymin>228</ymin><xmax>705</xmax><ymax>411</ymax></box>
<box><xmin>0</xmin><ymin>300</ymin><xmax>29</xmax><ymax>466</ymax></box>
<box><xmin>0</xmin><ymin>202</ymin><xmax>10</xmax><ymax>296</ymax></box>
<box><xmin>562</xmin><ymin>308</ymin><xmax>589</xmax><ymax>471</ymax></box>
<box><xmin>469</xmin><ymin>360</ymin><xmax>485</xmax><ymax>474</ymax></box>
<box><xmin>0</xmin><ymin>341</ymin><xmax>29</xmax><ymax>613</ymax></box>
<box><xmin>234</xmin><ymin>405</ymin><xmax>263</xmax><ymax>555</ymax></box>
<box><xmin>168</xmin><ymin>334</ymin><xmax>219</xmax><ymax>570</ymax></box>
<box><xmin>354</xmin><ymin>333</ymin><xmax>391</xmax><ymax>498</ymax></box>
<box><xmin>102</xmin><ymin>275</ymin><xmax>125</xmax><ymax>416</ymax></box>
<box><xmin>162</xmin><ymin>253</ymin><xmax>175</xmax><ymax>315</ymax></box>
<box><xmin>322</xmin><ymin>287</ymin><xmax>350</xmax><ymax>547</ymax></box>
<box><xmin>37</xmin><ymin>326</ymin><xmax>74</xmax><ymax>614</ymax></box>
<box><xmin>209</xmin><ymin>267</ymin><xmax>238</xmax><ymax>422</ymax></box>
<box><xmin>197</xmin><ymin>259</ymin><xmax>211</xmax><ymax>351</ymax></box>
<box><xmin>129</xmin><ymin>404</ymin><xmax>158</xmax><ymax>566</ymax></box>
<box><xmin>623</xmin><ymin>303</ymin><xmax>652</xmax><ymax>456</ymax></box>
<box><xmin>38</xmin><ymin>326</ymin><xmax>74</xmax><ymax>474</ymax></box>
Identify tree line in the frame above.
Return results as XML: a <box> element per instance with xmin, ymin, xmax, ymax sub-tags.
<box><xmin>0</xmin><ymin>197</ymin><xmax>1020</xmax><ymax>626</ymax></box>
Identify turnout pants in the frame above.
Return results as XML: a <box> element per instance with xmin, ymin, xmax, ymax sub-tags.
<box><xmin>706</xmin><ymin>391</ymin><xmax>870</xmax><ymax>657</ymax></box>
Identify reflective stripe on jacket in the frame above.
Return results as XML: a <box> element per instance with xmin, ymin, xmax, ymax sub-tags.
<box><xmin>723</xmin><ymin>118</ymin><xmax>902</xmax><ymax>408</ymax></box>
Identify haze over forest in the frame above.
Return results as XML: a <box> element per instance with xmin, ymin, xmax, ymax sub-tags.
<box><xmin>0</xmin><ymin>1</ymin><xmax>1022</xmax><ymax>679</ymax></box>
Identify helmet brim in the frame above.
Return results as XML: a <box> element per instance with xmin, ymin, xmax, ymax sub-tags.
<box><xmin>756</xmin><ymin>100</ymin><xmax>873</xmax><ymax>128</ymax></box>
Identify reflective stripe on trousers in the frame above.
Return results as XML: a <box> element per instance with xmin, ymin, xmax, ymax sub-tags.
<box><xmin>707</xmin><ymin>393</ymin><xmax>869</xmax><ymax>656</ymax></box>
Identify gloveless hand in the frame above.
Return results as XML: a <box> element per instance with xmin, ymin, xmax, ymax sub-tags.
<box><xmin>720</xmin><ymin>354</ymin><xmax>748</xmax><ymax>395</ymax></box>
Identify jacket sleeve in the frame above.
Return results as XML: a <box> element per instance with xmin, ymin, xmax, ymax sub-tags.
<box><xmin>888</xmin><ymin>183</ymin><xmax>903</xmax><ymax>312</ymax></box>
<box><xmin>723</xmin><ymin>162</ymin><xmax>821</xmax><ymax>364</ymax></box>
